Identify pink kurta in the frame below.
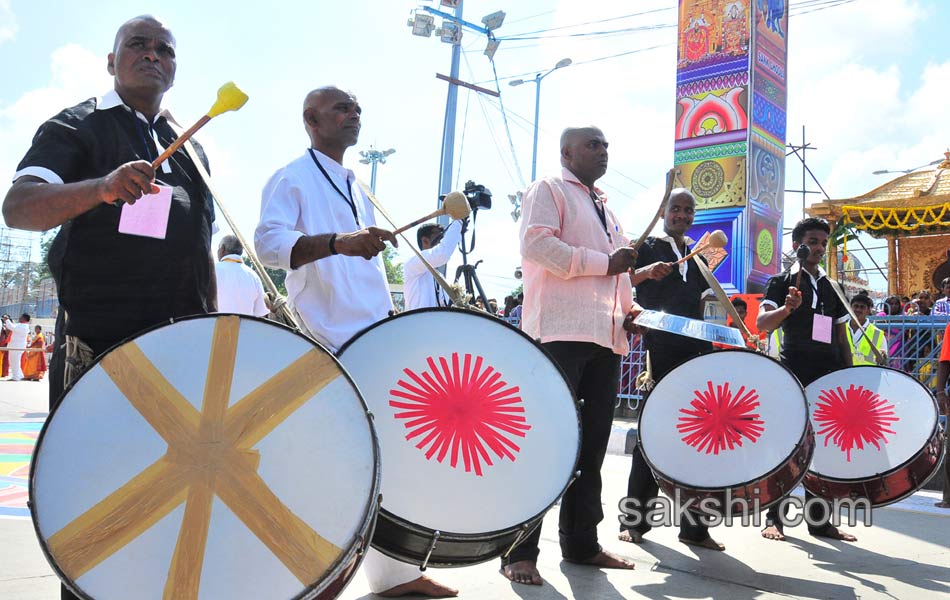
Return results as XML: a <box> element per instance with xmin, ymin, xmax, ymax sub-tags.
<box><xmin>519</xmin><ymin>167</ymin><xmax>633</xmax><ymax>355</ymax></box>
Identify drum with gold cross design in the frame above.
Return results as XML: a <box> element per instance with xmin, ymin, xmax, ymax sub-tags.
<box><xmin>30</xmin><ymin>315</ymin><xmax>380</xmax><ymax>600</ymax></box>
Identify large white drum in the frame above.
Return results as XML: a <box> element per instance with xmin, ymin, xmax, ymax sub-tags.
<box><xmin>639</xmin><ymin>350</ymin><xmax>814</xmax><ymax>510</ymax></box>
<box><xmin>31</xmin><ymin>315</ymin><xmax>379</xmax><ymax>600</ymax></box>
<box><xmin>804</xmin><ymin>366</ymin><xmax>945</xmax><ymax>507</ymax></box>
<box><xmin>337</xmin><ymin>308</ymin><xmax>579</xmax><ymax>567</ymax></box>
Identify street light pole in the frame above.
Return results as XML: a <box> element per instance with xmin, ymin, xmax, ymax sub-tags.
<box><xmin>509</xmin><ymin>58</ymin><xmax>571</xmax><ymax>183</ymax></box>
<box><xmin>871</xmin><ymin>158</ymin><xmax>941</xmax><ymax>175</ymax></box>
<box><xmin>358</xmin><ymin>147</ymin><xmax>396</xmax><ymax>194</ymax></box>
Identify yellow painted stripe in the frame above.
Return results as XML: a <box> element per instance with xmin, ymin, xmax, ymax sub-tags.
<box><xmin>163</xmin><ymin>474</ymin><xmax>216</xmax><ymax>600</ymax></box>
<box><xmin>224</xmin><ymin>349</ymin><xmax>341</xmax><ymax>449</ymax></box>
<box><xmin>101</xmin><ymin>343</ymin><xmax>201</xmax><ymax>444</ymax></box>
<box><xmin>48</xmin><ymin>458</ymin><xmax>190</xmax><ymax>579</ymax></box>
<box><xmin>201</xmin><ymin>316</ymin><xmax>240</xmax><ymax>439</ymax></box>
<box><xmin>217</xmin><ymin>461</ymin><xmax>341</xmax><ymax>584</ymax></box>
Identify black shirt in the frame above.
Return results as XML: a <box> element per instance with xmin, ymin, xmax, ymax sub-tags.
<box><xmin>763</xmin><ymin>265</ymin><xmax>849</xmax><ymax>384</ymax></box>
<box><xmin>16</xmin><ymin>95</ymin><xmax>215</xmax><ymax>344</ymax></box>
<box><xmin>635</xmin><ymin>236</ymin><xmax>713</xmax><ymax>374</ymax></box>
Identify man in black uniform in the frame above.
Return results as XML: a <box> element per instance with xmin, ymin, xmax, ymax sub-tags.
<box><xmin>757</xmin><ymin>217</ymin><xmax>856</xmax><ymax>542</ymax></box>
<box><xmin>2</xmin><ymin>18</ymin><xmax>216</xmax><ymax>598</ymax></box>
<box><xmin>618</xmin><ymin>188</ymin><xmax>724</xmax><ymax>551</ymax></box>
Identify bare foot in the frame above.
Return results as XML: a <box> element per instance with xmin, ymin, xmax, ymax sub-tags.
<box><xmin>812</xmin><ymin>526</ymin><xmax>857</xmax><ymax>542</ymax></box>
<box><xmin>566</xmin><ymin>550</ymin><xmax>635</xmax><ymax>570</ymax></box>
<box><xmin>761</xmin><ymin>525</ymin><xmax>785</xmax><ymax>541</ymax></box>
<box><xmin>618</xmin><ymin>530</ymin><xmax>644</xmax><ymax>544</ymax></box>
<box><xmin>501</xmin><ymin>560</ymin><xmax>542</xmax><ymax>586</ymax></box>
<box><xmin>679</xmin><ymin>536</ymin><xmax>725</xmax><ymax>551</ymax></box>
<box><xmin>377</xmin><ymin>575</ymin><xmax>458</xmax><ymax>598</ymax></box>
<box><xmin>935</xmin><ymin>501</ymin><xmax>950</xmax><ymax>509</ymax></box>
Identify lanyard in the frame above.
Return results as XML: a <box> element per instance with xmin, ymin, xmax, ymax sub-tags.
<box><xmin>589</xmin><ymin>191</ymin><xmax>610</xmax><ymax>241</ymax></box>
<box><xmin>309</xmin><ymin>149</ymin><xmax>359</xmax><ymax>227</ymax></box>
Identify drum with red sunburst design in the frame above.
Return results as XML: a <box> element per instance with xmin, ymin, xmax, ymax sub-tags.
<box><xmin>337</xmin><ymin>308</ymin><xmax>579</xmax><ymax>568</ymax></box>
<box><xmin>638</xmin><ymin>350</ymin><xmax>814</xmax><ymax>511</ymax></box>
<box><xmin>803</xmin><ymin>366</ymin><xmax>945</xmax><ymax>507</ymax></box>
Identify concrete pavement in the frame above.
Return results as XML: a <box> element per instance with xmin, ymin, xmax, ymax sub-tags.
<box><xmin>1</xmin><ymin>378</ymin><xmax>947</xmax><ymax>599</ymax></box>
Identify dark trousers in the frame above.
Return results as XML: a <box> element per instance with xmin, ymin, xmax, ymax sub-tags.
<box><xmin>622</xmin><ymin>443</ymin><xmax>709</xmax><ymax>541</ymax></box>
<box><xmin>764</xmin><ymin>490</ymin><xmax>832</xmax><ymax>534</ymax></box>
<box><xmin>621</xmin><ymin>344</ymin><xmax>710</xmax><ymax>542</ymax></box>
<box><xmin>503</xmin><ymin>341</ymin><xmax>620</xmax><ymax>564</ymax></box>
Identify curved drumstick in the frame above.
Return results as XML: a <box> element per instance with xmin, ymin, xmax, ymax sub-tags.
<box><xmin>152</xmin><ymin>82</ymin><xmax>249</xmax><ymax>170</ymax></box>
<box><xmin>392</xmin><ymin>191</ymin><xmax>471</xmax><ymax>235</ymax></box>
<box><xmin>632</xmin><ymin>168</ymin><xmax>676</xmax><ymax>250</ymax></box>
<box><xmin>675</xmin><ymin>229</ymin><xmax>727</xmax><ymax>265</ymax></box>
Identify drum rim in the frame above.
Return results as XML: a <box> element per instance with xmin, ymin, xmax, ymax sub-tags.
<box><xmin>29</xmin><ymin>313</ymin><xmax>382</xmax><ymax>600</ymax></box>
<box><xmin>638</xmin><ymin>348</ymin><xmax>811</xmax><ymax>492</ymax></box>
<box><xmin>804</xmin><ymin>364</ymin><xmax>942</xmax><ymax>483</ymax></box>
<box><xmin>337</xmin><ymin>306</ymin><xmax>582</xmax><ymax>539</ymax></box>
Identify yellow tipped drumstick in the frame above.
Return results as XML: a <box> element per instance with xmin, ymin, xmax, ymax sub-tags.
<box><xmin>392</xmin><ymin>191</ymin><xmax>471</xmax><ymax>235</ymax></box>
<box><xmin>151</xmin><ymin>82</ymin><xmax>249</xmax><ymax>170</ymax></box>
<box><xmin>675</xmin><ymin>229</ymin><xmax>727</xmax><ymax>265</ymax></box>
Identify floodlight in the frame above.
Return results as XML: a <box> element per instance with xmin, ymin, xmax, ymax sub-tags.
<box><xmin>481</xmin><ymin>11</ymin><xmax>506</xmax><ymax>32</ymax></box>
<box><xmin>484</xmin><ymin>38</ymin><xmax>500</xmax><ymax>60</ymax></box>
<box><xmin>408</xmin><ymin>12</ymin><xmax>435</xmax><ymax>37</ymax></box>
<box><xmin>438</xmin><ymin>21</ymin><xmax>462</xmax><ymax>44</ymax></box>
<box><xmin>441</xmin><ymin>0</ymin><xmax>460</xmax><ymax>7</ymax></box>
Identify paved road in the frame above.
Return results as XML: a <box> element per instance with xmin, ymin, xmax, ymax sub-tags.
<box><xmin>1</xmin><ymin>378</ymin><xmax>947</xmax><ymax>599</ymax></box>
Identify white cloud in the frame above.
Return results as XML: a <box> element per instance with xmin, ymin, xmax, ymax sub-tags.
<box><xmin>0</xmin><ymin>0</ymin><xmax>17</xmax><ymax>46</ymax></box>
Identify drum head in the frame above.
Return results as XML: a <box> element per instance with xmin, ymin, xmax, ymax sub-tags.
<box><xmin>639</xmin><ymin>350</ymin><xmax>808</xmax><ymax>488</ymax></box>
<box><xmin>805</xmin><ymin>366</ymin><xmax>939</xmax><ymax>480</ymax></box>
<box><xmin>30</xmin><ymin>315</ymin><xmax>378</xmax><ymax>600</ymax></box>
<box><xmin>338</xmin><ymin>308</ymin><xmax>579</xmax><ymax>536</ymax></box>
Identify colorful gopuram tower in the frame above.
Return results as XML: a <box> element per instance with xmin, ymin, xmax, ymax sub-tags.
<box><xmin>674</xmin><ymin>0</ymin><xmax>789</xmax><ymax>293</ymax></box>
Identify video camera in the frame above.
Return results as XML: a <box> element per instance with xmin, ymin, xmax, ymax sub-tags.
<box><xmin>463</xmin><ymin>180</ymin><xmax>492</xmax><ymax>211</ymax></box>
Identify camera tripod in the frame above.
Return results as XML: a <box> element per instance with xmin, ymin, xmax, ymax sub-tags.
<box><xmin>453</xmin><ymin>215</ymin><xmax>492</xmax><ymax>311</ymax></box>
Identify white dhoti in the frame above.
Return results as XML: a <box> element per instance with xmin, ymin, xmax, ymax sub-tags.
<box><xmin>362</xmin><ymin>547</ymin><xmax>421</xmax><ymax>593</ymax></box>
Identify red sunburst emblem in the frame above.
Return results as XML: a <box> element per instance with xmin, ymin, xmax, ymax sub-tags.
<box><xmin>813</xmin><ymin>385</ymin><xmax>899</xmax><ymax>461</ymax></box>
<box><xmin>389</xmin><ymin>353</ymin><xmax>531</xmax><ymax>476</ymax></box>
<box><xmin>677</xmin><ymin>381</ymin><xmax>765</xmax><ymax>455</ymax></box>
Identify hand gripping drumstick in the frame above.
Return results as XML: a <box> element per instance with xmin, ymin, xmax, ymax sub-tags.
<box><xmin>392</xmin><ymin>191</ymin><xmax>471</xmax><ymax>235</ymax></box>
<box><xmin>632</xmin><ymin>168</ymin><xmax>676</xmax><ymax>250</ymax></box>
<box><xmin>675</xmin><ymin>230</ymin><xmax>727</xmax><ymax>265</ymax></box>
<box><xmin>794</xmin><ymin>244</ymin><xmax>810</xmax><ymax>291</ymax></box>
<box><xmin>151</xmin><ymin>82</ymin><xmax>249</xmax><ymax>170</ymax></box>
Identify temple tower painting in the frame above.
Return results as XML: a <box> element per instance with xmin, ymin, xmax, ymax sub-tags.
<box><xmin>675</xmin><ymin>0</ymin><xmax>789</xmax><ymax>293</ymax></box>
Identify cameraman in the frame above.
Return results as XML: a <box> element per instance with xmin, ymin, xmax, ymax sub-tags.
<box><xmin>405</xmin><ymin>220</ymin><xmax>462</xmax><ymax>309</ymax></box>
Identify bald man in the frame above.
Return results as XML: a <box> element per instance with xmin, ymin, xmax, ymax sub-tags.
<box><xmin>3</xmin><ymin>15</ymin><xmax>218</xmax><ymax>600</ymax></box>
<box><xmin>504</xmin><ymin>126</ymin><xmax>639</xmax><ymax>585</ymax></box>
<box><xmin>256</xmin><ymin>86</ymin><xmax>457</xmax><ymax>598</ymax></box>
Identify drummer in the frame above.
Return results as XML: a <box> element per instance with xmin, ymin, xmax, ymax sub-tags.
<box><xmin>504</xmin><ymin>125</ymin><xmax>638</xmax><ymax>585</ymax></box>
<box><xmin>619</xmin><ymin>188</ymin><xmax>725</xmax><ymax>551</ymax></box>
<box><xmin>757</xmin><ymin>217</ymin><xmax>857</xmax><ymax>542</ymax></box>
<box><xmin>255</xmin><ymin>85</ymin><xmax>457</xmax><ymax>598</ymax></box>
<box><xmin>2</xmin><ymin>15</ymin><xmax>218</xmax><ymax>600</ymax></box>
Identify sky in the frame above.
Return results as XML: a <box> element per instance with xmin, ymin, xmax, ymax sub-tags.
<box><xmin>1</xmin><ymin>0</ymin><xmax>949</xmax><ymax>300</ymax></box>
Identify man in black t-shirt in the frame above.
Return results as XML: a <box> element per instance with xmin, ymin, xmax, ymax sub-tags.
<box><xmin>3</xmin><ymin>15</ymin><xmax>216</xmax><ymax>386</ymax></box>
<box><xmin>757</xmin><ymin>217</ymin><xmax>857</xmax><ymax>543</ymax></box>
<box><xmin>619</xmin><ymin>189</ymin><xmax>724</xmax><ymax>551</ymax></box>
<box><xmin>3</xmin><ymin>20</ymin><xmax>215</xmax><ymax>598</ymax></box>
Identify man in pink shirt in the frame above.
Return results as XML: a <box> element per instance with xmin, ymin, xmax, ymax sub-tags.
<box><xmin>502</xmin><ymin>126</ymin><xmax>639</xmax><ymax>585</ymax></box>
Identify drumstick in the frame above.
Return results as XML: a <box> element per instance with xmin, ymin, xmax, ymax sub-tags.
<box><xmin>675</xmin><ymin>230</ymin><xmax>727</xmax><ymax>265</ymax></box>
<box><xmin>392</xmin><ymin>191</ymin><xmax>471</xmax><ymax>235</ymax></box>
<box><xmin>633</xmin><ymin>168</ymin><xmax>676</xmax><ymax>250</ymax></box>
<box><xmin>151</xmin><ymin>82</ymin><xmax>249</xmax><ymax>170</ymax></box>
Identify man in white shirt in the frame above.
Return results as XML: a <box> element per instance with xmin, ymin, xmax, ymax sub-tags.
<box><xmin>214</xmin><ymin>235</ymin><xmax>269</xmax><ymax>317</ymax></box>
<box><xmin>7</xmin><ymin>313</ymin><xmax>32</xmax><ymax>381</ymax></box>
<box><xmin>255</xmin><ymin>86</ymin><xmax>456</xmax><ymax>598</ymax></box>
<box><xmin>404</xmin><ymin>220</ymin><xmax>461</xmax><ymax>310</ymax></box>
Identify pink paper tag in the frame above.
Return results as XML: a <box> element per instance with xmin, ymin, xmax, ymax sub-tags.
<box><xmin>118</xmin><ymin>185</ymin><xmax>172</xmax><ymax>239</ymax></box>
<box><xmin>812</xmin><ymin>314</ymin><xmax>832</xmax><ymax>344</ymax></box>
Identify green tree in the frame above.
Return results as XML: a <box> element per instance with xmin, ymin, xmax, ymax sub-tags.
<box><xmin>383</xmin><ymin>245</ymin><xmax>403</xmax><ymax>284</ymax></box>
<box><xmin>242</xmin><ymin>257</ymin><xmax>287</xmax><ymax>296</ymax></box>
